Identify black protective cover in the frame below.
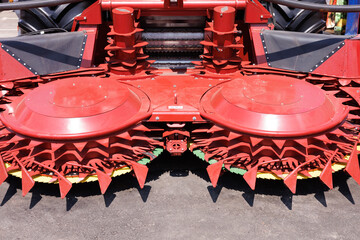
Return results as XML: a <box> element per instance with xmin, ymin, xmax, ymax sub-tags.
<box><xmin>0</xmin><ymin>31</ymin><xmax>86</xmax><ymax>75</ymax></box>
<box><xmin>261</xmin><ymin>30</ymin><xmax>351</xmax><ymax>72</ymax></box>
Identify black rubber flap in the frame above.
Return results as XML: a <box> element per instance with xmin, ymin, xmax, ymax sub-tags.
<box><xmin>0</xmin><ymin>31</ymin><xmax>86</xmax><ymax>75</ymax></box>
<box><xmin>261</xmin><ymin>30</ymin><xmax>351</xmax><ymax>72</ymax></box>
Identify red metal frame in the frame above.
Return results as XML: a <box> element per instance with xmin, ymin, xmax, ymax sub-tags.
<box><xmin>313</xmin><ymin>37</ymin><xmax>360</xmax><ymax>79</ymax></box>
<box><xmin>101</xmin><ymin>0</ymin><xmax>247</xmax><ymax>10</ymax></box>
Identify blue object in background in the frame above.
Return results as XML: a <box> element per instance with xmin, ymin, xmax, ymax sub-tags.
<box><xmin>345</xmin><ymin>0</ymin><xmax>360</xmax><ymax>35</ymax></box>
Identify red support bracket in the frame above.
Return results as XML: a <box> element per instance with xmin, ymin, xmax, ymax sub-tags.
<box><xmin>244</xmin><ymin>0</ymin><xmax>272</xmax><ymax>24</ymax></box>
<box><xmin>72</xmin><ymin>1</ymin><xmax>102</xmax><ymax>31</ymax></box>
<box><xmin>163</xmin><ymin>130</ymin><xmax>190</xmax><ymax>156</ymax></box>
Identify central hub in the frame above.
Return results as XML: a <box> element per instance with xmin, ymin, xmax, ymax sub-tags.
<box><xmin>0</xmin><ymin>77</ymin><xmax>151</xmax><ymax>140</ymax></box>
<box><xmin>242</xmin><ymin>76</ymin><xmax>302</xmax><ymax>106</ymax></box>
<box><xmin>221</xmin><ymin>75</ymin><xmax>325</xmax><ymax>115</ymax></box>
<box><xmin>200</xmin><ymin>75</ymin><xmax>349</xmax><ymax>138</ymax></box>
<box><xmin>50</xmin><ymin>79</ymin><xmax>107</xmax><ymax>108</ymax></box>
<box><xmin>24</xmin><ymin>77</ymin><xmax>129</xmax><ymax>118</ymax></box>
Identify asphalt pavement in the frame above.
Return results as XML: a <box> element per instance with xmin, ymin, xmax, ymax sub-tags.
<box><xmin>0</xmin><ymin>10</ymin><xmax>360</xmax><ymax>240</ymax></box>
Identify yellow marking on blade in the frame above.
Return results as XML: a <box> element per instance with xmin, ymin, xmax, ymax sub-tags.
<box><xmin>256</xmin><ymin>162</ymin><xmax>347</xmax><ymax>180</ymax></box>
<box><xmin>4</xmin><ymin>162</ymin><xmax>131</xmax><ymax>184</ymax></box>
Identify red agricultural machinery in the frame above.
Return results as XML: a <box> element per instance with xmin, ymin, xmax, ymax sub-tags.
<box><xmin>0</xmin><ymin>0</ymin><xmax>360</xmax><ymax>198</ymax></box>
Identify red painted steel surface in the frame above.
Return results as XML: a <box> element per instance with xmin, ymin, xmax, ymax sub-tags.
<box><xmin>213</xmin><ymin>6</ymin><xmax>236</xmax><ymax>32</ymax></box>
<box><xmin>0</xmin><ymin>77</ymin><xmax>151</xmax><ymax>140</ymax></box>
<box><xmin>113</xmin><ymin>7</ymin><xmax>136</xmax><ymax>34</ymax></box>
<box><xmin>105</xmin><ymin>7</ymin><xmax>150</xmax><ymax>74</ymax></box>
<box><xmin>200</xmin><ymin>75</ymin><xmax>349</xmax><ymax>137</ymax></box>
<box><xmin>101</xmin><ymin>0</ymin><xmax>247</xmax><ymax>10</ymax></box>
<box><xmin>126</xmin><ymin>74</ymin><xmax>222</xmax><ymax>122</ymax></box>
<box><xmin>73</xmin><ymin>1</ymin><xmax>102</xmax><ymax>27</ymax></box>
<box><xmin>201</xmin><ymin>6</ymin><xmax>243</xmax><ymax>72</ymax></box>
<box><xmin>248</xmin><ymin>24</ymin><xmax>269</xmax><ymax>65</ymax></box>
<box><xmin>0</xmin><ymin>46</ymin><xmax>35</xmax><ymax>81</ymax></box>
<box><xmin>313</xmin><ymin>38</ymin><xmax>360</xmax><ymax>79</ymax></box>
<box><xmin>244</xmin><ymin>0</ymin><xmax>272</xmax><ymax>23</ymax></box>
<box><xmin>79</xmin><ymin>26</ymin><xmax>98</xmax><ymax>68</ymax></box>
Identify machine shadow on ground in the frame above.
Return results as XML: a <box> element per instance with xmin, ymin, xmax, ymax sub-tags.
<box><xmin>0</xmin><ymin>151</ymin><xmax>357</xmax><ymax>210</ymax></box>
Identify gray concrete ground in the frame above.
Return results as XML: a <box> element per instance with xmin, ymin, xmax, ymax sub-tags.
<box><xmin>1</xmin><ymin>10</ymin><xmax>360</xmax><ymax>240</ymax></box>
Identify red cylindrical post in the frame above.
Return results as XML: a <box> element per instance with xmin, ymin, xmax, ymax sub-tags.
<box><xmin>106</xmin><ymin>6</ymin><xmax>149</xmax><ymax>74</ymax></box>
<box><xmin>200</xmin><ymin>5</ymin><xmax>242</xmax><ymax>73</ymax></box>
<box><xmin>112</xmin><ymin>7</ymin><xmax>135</xmax><ymax>34</ymax></box>
<box><xmin>112</xmin><ymin>7</ymin><xmax>136</xmax><ymax>60</ymax></box>
<box><xmin>213</xmin><ymin>5</ymin><xmax>236</xmax><ymax>32</ymax></box>
<box><xmin>212</xmin><ymin>6</ymin><xmax>236</xmax><ymax>60</ymax></box>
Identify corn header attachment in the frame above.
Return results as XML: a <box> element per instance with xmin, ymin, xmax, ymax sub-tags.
<box><xmin>0</xmin><ymin>0</ymin><xmax>360</xmax><ymax>198</ymax></box>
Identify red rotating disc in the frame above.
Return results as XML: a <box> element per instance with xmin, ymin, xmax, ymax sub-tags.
<box><xmin>200</xmin><ymin>75</ymin><xmax>349</xmax><ymax>138</ymax></box>
<box><xmin>0</xmin><ymin>77</ymin><xmax>151</xmax><ymax>140</ymax></box>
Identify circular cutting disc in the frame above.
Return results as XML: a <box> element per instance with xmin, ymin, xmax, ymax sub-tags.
<box><xmin>0</xmin><ymin>77</ymin><xmax>151</xmax><ymax>140</ymax></box>
<box><xmin>200</xmin><ymin>75</ymin><xmax>349</xmax><ymax>138</ymax></box>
